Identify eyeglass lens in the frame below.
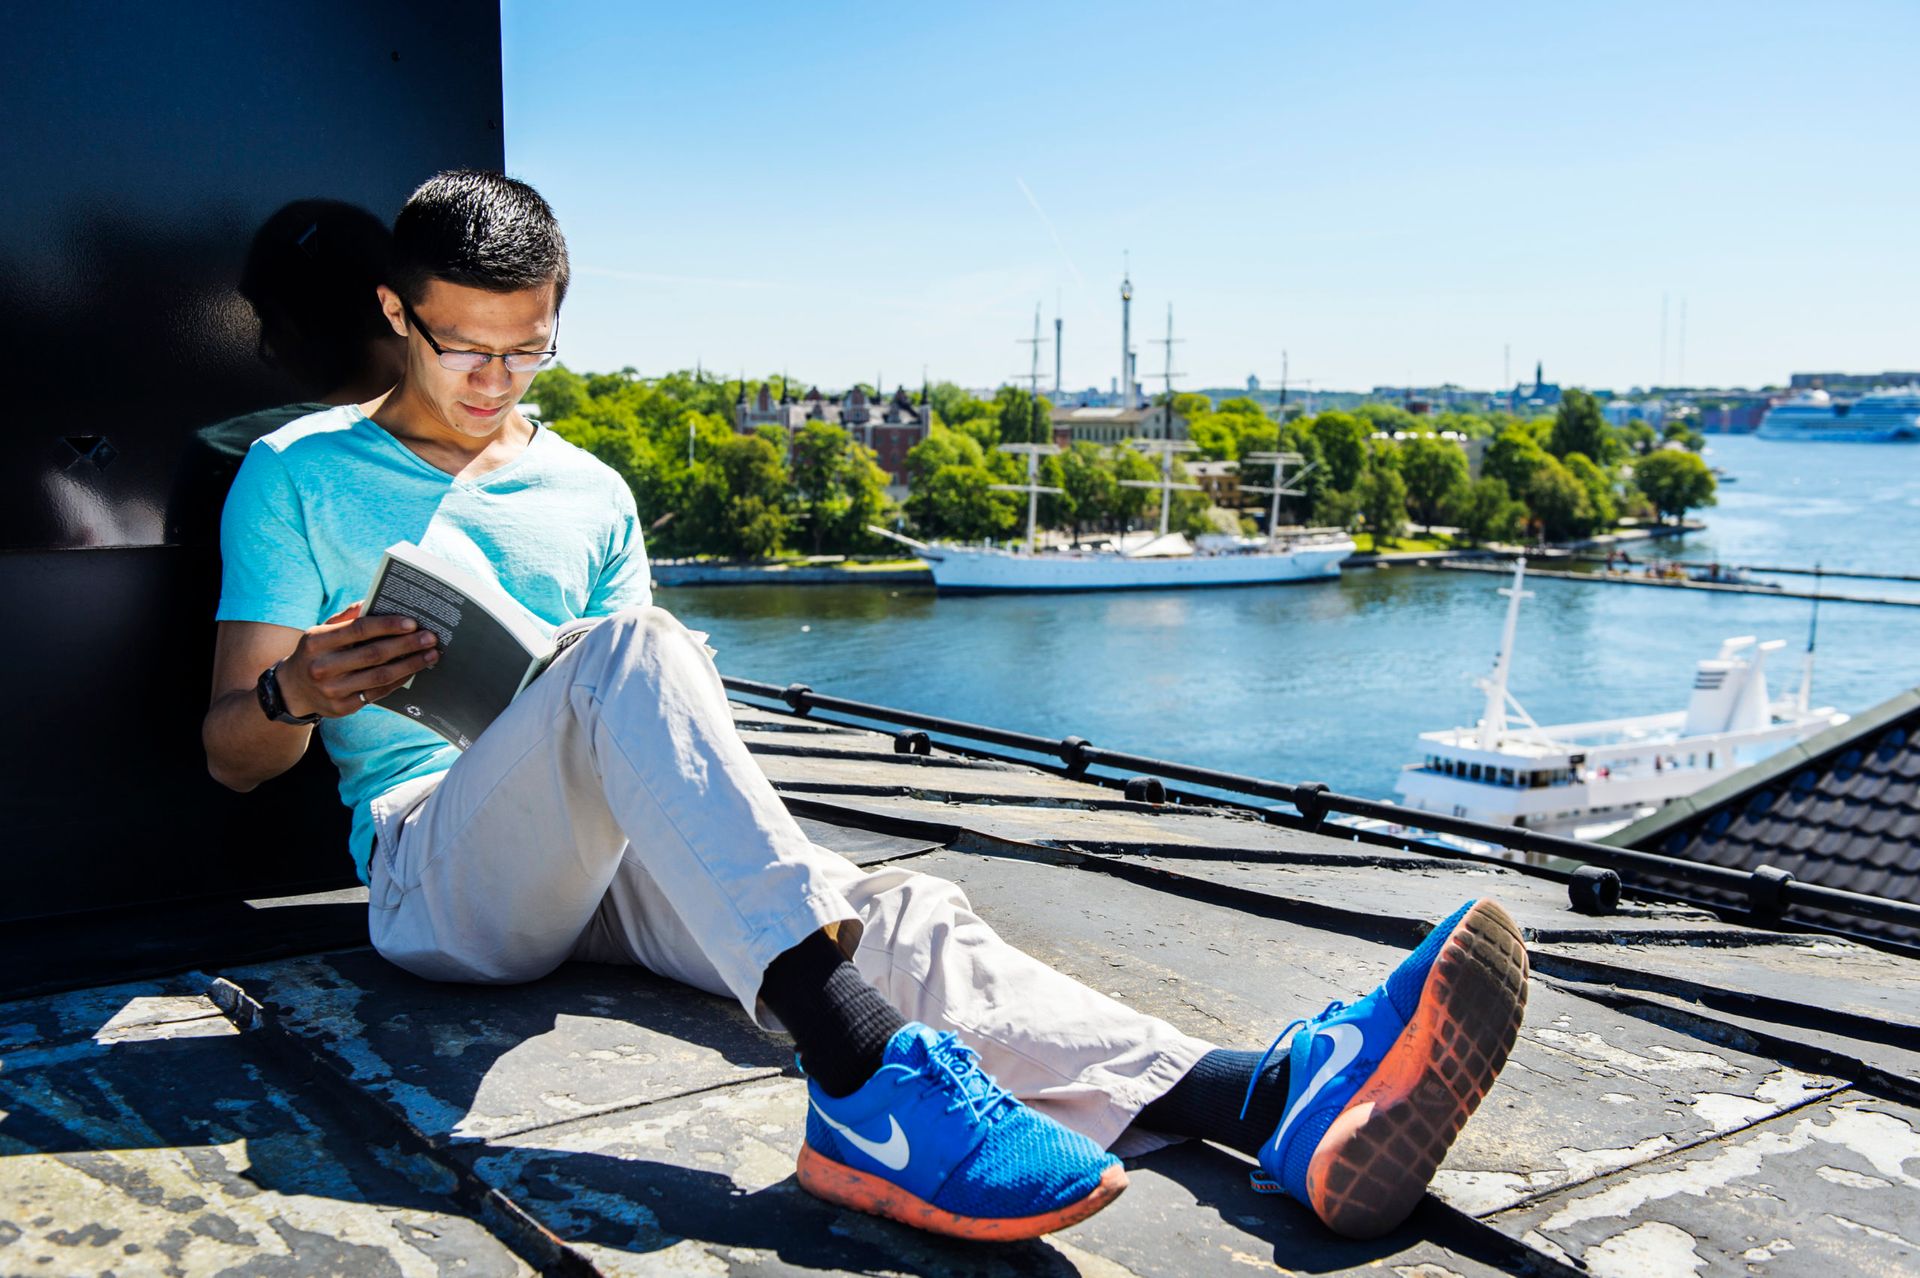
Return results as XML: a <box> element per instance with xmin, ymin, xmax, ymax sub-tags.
<box><xmin>436</xmin><ymin>350</ymin><xmax>556</xmax><ymax>373</ymax></box>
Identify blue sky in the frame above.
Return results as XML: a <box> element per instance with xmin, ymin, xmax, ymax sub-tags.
<box><xmin>503</xmin><ymin>1</ymin><xmax>1919</xmax><ymax>394</ymax></box>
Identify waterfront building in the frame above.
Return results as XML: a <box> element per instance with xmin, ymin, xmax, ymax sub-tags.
<box><xmin>1697</xmin><ymin>399</ymin><xmax>1768</xmax><ymax>433</ymax></box>
<box><xmin>1789</xmin><ymin>370</ymin><xmax>1920</xmax><ymax>394</ymax></box>
<box><xmin>1601</xmin><ymin>399</ymin><xmax>1668</xmax><ymax>429</ymax></box>
<box><xmin>734</xmin><ymin>381</ymin><xmax>931</xmax><ymax>491</ymax></box>
<box><xmin>1050</xmin><ymin>402</ymin><xmax>1188</xmax><ymax>447</ymax></box>
<box><xmin>1185</xmin><ymin>458</ymin><xmax>1241</xmax><ymax>509</ymax></box>
<box><xmin>1507</xmin><ymin>361</ymin><xmax>1562</xmax><ymax>413</ymax></box>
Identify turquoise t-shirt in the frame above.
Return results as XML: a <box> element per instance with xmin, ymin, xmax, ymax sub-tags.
<box><xmin>216</xmin><ymin>404</ymin><xmax>654</xmax><ymax>881</ymax></box>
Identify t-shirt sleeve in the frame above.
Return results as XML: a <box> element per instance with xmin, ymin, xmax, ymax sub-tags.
<box><xmin>215</xmin><ymin>442</ymin><xmax>327</xmax><ymax>629</ymax></box>
<box><xmin>585</xmin><ymin>483</ymin><xmax>653</xmax><ymax>616</ymax></box>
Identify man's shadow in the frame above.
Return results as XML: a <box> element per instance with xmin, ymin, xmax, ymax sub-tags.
<box><xmin>1</xmin><ymin>945</ymin><xmax>1504</xmax><ymax>1276</ymax></box>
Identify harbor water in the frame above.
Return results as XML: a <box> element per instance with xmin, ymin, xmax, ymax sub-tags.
<box><xmin>663</xmin><ymin>433</ymin><xmax>1920</xmax><ymax>801</ymax></box>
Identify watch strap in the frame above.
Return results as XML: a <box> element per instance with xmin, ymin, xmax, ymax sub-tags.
<box><xmin>258</xmin><ymin>660</ymin><xmax>323</xmax><ymax>725</ymax></box>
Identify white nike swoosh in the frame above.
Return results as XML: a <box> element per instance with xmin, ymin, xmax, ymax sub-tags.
<box><xmin>813</xmin><ymin>1105</ymin><xmax>911</xmax><ymax>1171</ymax></box>
<box><xmin>1269</xmin><ymin>1022</ymin><xmax>1366</xmax><ymax>1153</ymax></box>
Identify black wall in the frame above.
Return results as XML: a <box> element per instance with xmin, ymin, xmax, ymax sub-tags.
<box><xmin>1</xmin><ymin>5</ymin><xmax>505</xmax><ymax>919</ymax></box>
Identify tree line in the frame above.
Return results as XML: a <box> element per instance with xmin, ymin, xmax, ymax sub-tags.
<box><xmin>529</xmin><ymin>366</ymin><xmax>1716</xmax><ymax>558</ymax></box>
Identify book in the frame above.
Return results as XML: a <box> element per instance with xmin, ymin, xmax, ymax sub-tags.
<box><xmin>361</xmin><ymin>541</ymin><xmax>607</xmax><ymax>751</ymax></box>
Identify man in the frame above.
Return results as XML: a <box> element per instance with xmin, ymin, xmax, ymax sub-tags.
<box><xmin>206</xmin><ymin>170</ymin><xmax>1527</xmax><ymax>1243</ymax></box>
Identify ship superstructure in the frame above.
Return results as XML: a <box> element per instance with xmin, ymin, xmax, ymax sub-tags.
<box><xmin>1392</xmin><ymin>560</ymin><xmax>1848</xmax><ymax>839</ymax></box>
<box><xmin>1758</xmin><ymin>386</ymin><xmax>1920</xmax><ymax>442</ymax></box>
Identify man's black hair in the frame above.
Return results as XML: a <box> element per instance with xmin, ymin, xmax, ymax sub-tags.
<box><xmin>389</xmin><ymin>170</ymin><xmax>570</xmax><ymax>310</ymax></box>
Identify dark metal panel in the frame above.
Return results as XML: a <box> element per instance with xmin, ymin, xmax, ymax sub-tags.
<box><xmin>0</xmin><ymin>3</ymin><xmax>504</xmax><ymax>552</ymax></box>
<box><xmin>0</xmin><ymin>4</ymin><xmax>503</xmax><ymax>918</ymax></box>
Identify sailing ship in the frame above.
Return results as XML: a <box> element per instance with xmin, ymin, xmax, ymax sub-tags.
<box><xmin>872</xmin><ymin>443</ymin><xmax>1354</xmax><ymax>594</ymax></box>
<box><xmin>1390</xmin><ymin>560</ymin><xmax>1847</xmax><ymax>839</ymax></box>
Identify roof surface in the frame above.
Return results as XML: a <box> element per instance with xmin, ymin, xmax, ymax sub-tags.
<box><xmin>4</xmin><ymin>701</ymin><xmax>1918</xmax><ymax>1275</ymax></box>
<box><xmin>1612</xmin><ymin>685</ymin><xmax>1920</xmax><ymax>944</ymax></box>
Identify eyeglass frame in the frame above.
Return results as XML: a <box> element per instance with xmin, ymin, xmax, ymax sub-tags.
<box><xmin>401</xmin><ymin>300</ymin><xmax>560</xmax><ymax>373</ymax></box>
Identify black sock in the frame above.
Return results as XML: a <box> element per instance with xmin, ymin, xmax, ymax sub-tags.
<box><xmin>758</xmin><ymin>930</ymin><xmax>907</xmax><ymax>1098</ymax></box>
<box><xmin>1135</xmin><ymin>1048</ymin><xmax>1292</xmax><ymax>1157</ymax></box>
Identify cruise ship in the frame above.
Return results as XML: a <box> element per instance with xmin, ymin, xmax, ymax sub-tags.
<box><xmin>1389</xmin><ymin>560</ymin><xmax>1847</xmax><ymax>840</ymax></box>
<box><xmin>1757</xmin><ymin>386</ymin><xmax>1920</xmax><ymax>442</ymax></box>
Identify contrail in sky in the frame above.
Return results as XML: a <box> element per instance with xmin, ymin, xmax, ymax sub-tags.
<box><xmin>1015</xmin><ymin>177</ymin><xmax>1083</xmax><ymax>287</ymax></box>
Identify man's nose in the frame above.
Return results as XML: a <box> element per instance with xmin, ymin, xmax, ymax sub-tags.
<box><xmin>469</xmin><ymin>359</ymin><xmax>513</xmax><ymax>395</ymax></box>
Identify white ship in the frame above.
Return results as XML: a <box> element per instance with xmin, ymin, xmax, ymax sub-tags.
<box><xmin>1758</xmin><ymin>387</ymin><xmax>1920</xmax><ymax>442</ymax></box>
<box><xmin>873</xmin><ymin>443</ymin><xmax>1354</xmax><ymax>594</ymax></box>
<box><xmin>1390</xmin><ymin>560</ymin><xmax>1847</xmax><ymax>840</ymax></box>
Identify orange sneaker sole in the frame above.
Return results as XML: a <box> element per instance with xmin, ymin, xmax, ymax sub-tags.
<box><xmin>1305</xmin><ymin>899</ymin><xmax>1529</xmax><ymax>1239</ymax></box>
<box><xmin>796</xmin><ymin>1143</ymin><xmax>1128</xmax><ymax>1241</ymax></box>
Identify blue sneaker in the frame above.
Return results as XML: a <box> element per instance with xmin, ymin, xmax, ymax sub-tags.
<box><xmin>1251</xmin><ymin>899</ymin><xmax>1528</xmax><ymax>1238</ymax></box>
<box><xmin>797</xmin><ymin>1023</ymin><xmax>1127</xmax><ymax>1240</ymax></box>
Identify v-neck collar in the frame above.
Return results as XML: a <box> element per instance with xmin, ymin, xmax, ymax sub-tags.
<box><xmin>352</xmin><ymin>403</ymin><xmax>543</xmax><ymax>489</ymax></box>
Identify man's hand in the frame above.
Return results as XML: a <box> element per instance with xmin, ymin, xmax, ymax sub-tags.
<box><xmin>278</xmin><ymin>602</ymin><xmax>441</xmax><ymax>718</ymax></box>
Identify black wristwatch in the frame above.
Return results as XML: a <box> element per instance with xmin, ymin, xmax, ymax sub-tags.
<box><xmin>256</xmin><ymin>659</ymin><xmax>323</xmax><ymax>725</ymax></box>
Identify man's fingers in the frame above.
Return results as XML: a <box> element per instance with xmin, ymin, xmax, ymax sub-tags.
<box><xmin>324</xmin><ymin>600</ymin><xmax>364</xmax><ymax>625</ymax></box>
<box><xmin>311</xmin><ymin>630</ymin><xmax>437</xmax><ymax>680</ymax></box>
<box><xmin>338</xmin><ymin>648</ymin><xmax>439</xmax><ymax>700</ymax></box>
<box><xmin>309</xmin><ymin>610</ymin><xmax>423</xmax><ymax>654</ymax></box>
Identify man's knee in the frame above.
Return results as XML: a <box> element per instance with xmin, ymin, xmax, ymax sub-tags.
<box><xmin>582</xmin><ymin>605</ymin><xmax>688</xmax><ymax>664</ymax></box>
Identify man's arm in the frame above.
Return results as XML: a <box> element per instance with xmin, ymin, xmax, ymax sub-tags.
<box><xmin>204</xmin><ymin>604</ymin><xmax>439</xmax><ymax>792</ymax></box>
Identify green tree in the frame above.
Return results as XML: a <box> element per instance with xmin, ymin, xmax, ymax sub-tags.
<box><xmin>789</xmin><ymin>421</ymin><xmax>890</xmax><ymax>554</ymax></box>
<box><xmin>1632</xmin><ymin>450</ymin><xmax>1717</xmax><ymax>523</ymax></box>
<box><xmin>529</xmin><ymin>364</ymin><xmax>590</xmax><ymax>421</ymax></box>
<box><xmin>1526</xmin><ymin>456</ymin><xmax>1597</xmax><ymax>542</ymax></box>
<box><xmin>1662</xmin><ymin>418</ymin><xmax>1707</xmax><ymax>452</ymax></box>
<box><xmin>1548</xmin><ymin>388</ymin><xmax>1617</xmax><ymax>462</ymax></box>
<box><xmin>1309</xmin><ymin>411</ymin><xmax>1370</xmax><ymax>490</ymax></box>
<box><xmin>1057</xmin><ymin>442</ymin><xmax>1118</xmax><ymax>544</ymax></box>
<box><xmin>1358</xmin><ymin>465</ymin><xmax>1409</xmax><ymax>545</ymax></box>
<box><xmin>903</xmin><ymin>427</ymin><xmax>985</xmax><ymax>489</ymax></box>
<box><xmin>1561</xmin><ymin>452</ymin><xmax>1618</xmax><ymax>529</ymax></box>
<box><xmin>1484</xmin><ymin>424</ymin><xmax>1552</xmax><ymax>494</ymax></box>
<box><xmin>1397</xmin><ymin>435</ymin><xmax>1471</xmax><ymax>531</ymax></box>
<box><xmin>1451</xmin><ymin>477</ymin><xmax>1528</xmax><ymax>546</ymax></box>
<box><xmin>1110</xmin><ymin>446</ymin><xmax>1159</xmax><ymax>525</ymax></box>
<box><xmin>684</xmin><ymin>433</ymin><xmax>792</xmax><ymax>558</ymax></box>
<box><xmin>1619</xmin><ymin>419</ymin><xmax>1659</xmax><ymax>456</ymax></box>
<box><xmin>906</xmin><ymin>464</ymin><xmax>1017</xmax><ymax>542</ymax></box>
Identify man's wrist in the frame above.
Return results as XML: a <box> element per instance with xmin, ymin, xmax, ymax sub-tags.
<box><xmin>257</xmin><ymin>660</ymin><xmax>323</xmax><ymax>725</ymax></box>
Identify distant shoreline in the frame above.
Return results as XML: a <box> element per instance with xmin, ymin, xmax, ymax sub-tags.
<box><xmin>651</xmin><ymin>522</ymin><xmax>1702</xmax><ymax>588</ymax></box>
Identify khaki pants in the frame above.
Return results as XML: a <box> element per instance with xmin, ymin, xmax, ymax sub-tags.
<box><xmin>366</xmin><ymin>605</ymin><xmax>1212</xmax><ymax>1148</ymax></box>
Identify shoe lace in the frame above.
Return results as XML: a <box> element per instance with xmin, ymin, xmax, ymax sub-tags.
<box><xmin>1238</xmin><ymin>998</ymin><xmax>1346</xmax><ymax>1121</ymax></box>
<box><xmin>899</xmin><ymin>1032</ymin><xmax>1019</xmax><ymax>1124</ymax></box>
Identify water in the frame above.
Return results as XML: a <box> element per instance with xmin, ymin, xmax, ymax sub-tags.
<box><xmin>662</xmin><ymin>434</ymin><xmax>1920</xmax><ymax>799</ymax></box>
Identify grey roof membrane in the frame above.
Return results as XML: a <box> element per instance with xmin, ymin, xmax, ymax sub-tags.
<box><xmin>3</xmin><ymin>703</ymin><xmax>1917</xmax><ymax>1276</ymax></box>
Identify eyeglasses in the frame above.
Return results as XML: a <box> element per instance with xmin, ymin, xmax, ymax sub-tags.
<box><xmin>402</xmin><ymin>301</ymin><xmax>560</xmax><ymax>373</ymax></box>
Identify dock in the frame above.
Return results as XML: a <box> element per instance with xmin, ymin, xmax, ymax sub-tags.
<box><xmin>6</xmin><ymin>697</ymin><xmax>1918</xmax><ymax>1275</ymax></box>
<box><xmin>1441</xmin><ymin>557</ymin><xmax>1920</xmax><ymax>608</ymax></box>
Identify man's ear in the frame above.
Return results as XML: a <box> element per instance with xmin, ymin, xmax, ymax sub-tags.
<box><xmin>375</xmin><ymin>285</ymin><xmax>408</xmax><ymax>339</ymax></box>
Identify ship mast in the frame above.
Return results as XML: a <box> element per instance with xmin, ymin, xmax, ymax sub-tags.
<box><xmin>1119</xmin><ymin>439</ymin><xmax>1200</xmax><ymax>539</ymax></box>
<box><xmin>1241</xmin><ymin>451</ymin><xmax>1318</xmax><ymax>545</ymax></box>
<box><xmin>1477</xmin><ymin>558</ymin><xmax>1534</xmax><ymax>749</ymax></box>
<box><xmin>1798</xmin><ymin>562</ymin><xmax>1822</xmax><ymax>713</ymax></box>
<box><xmin>1014</xmin><ymin>304</ymin><xmax>1049</xmax><ymax>397</ymax></box>
<box><xmin>991</xmin><ymin>442</ymin><xmax>1063</xmax><ymax>553</ymax></box>
<box><xmin>1152</xmin><ymin>304</ymin><xmax>1184</xmax><ymax>402</ymax></box>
